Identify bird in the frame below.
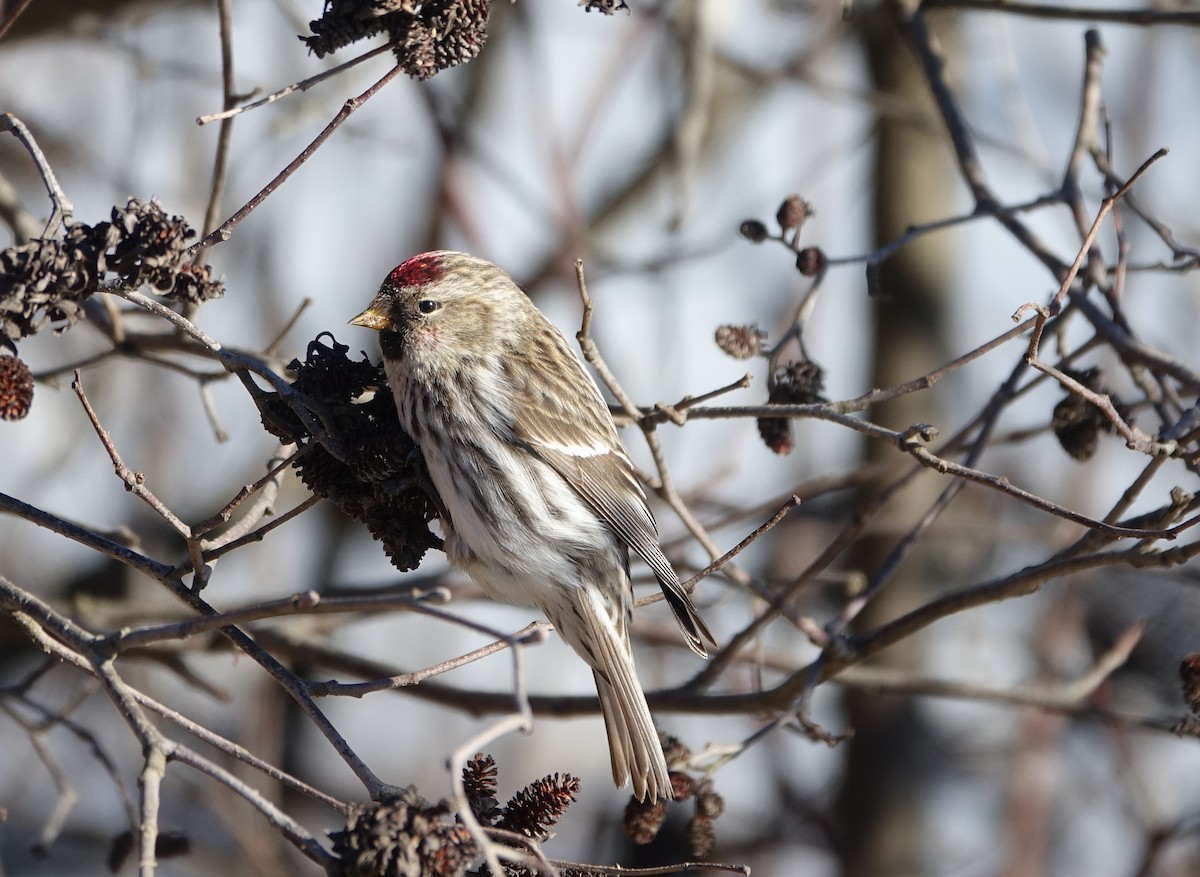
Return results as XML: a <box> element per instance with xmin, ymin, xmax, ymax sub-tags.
<box><xmin>350</xmin><ymin>250</ymin><xmax>714</xmax><ymax>800</ymax></box>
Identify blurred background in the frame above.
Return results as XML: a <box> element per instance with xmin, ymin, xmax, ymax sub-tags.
<box><xmin>2</xmin><ymin>0</ymin><xmax>1200</xmax><ymax>874</ymax></box>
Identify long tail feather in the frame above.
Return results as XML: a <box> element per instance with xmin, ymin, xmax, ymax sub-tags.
<box><xmin>552</xmin><ymin>588</ymin><xmax>671</xmax><ymax>801</ymax></box>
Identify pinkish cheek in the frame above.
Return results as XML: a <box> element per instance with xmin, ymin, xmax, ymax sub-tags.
<box><xmin>411</xmin><ymin>326</ymin><xmax>440</xmax><ymax>350</ymax></box>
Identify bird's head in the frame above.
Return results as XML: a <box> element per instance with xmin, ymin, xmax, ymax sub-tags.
<box><xmin>349</xmin><ymin>250</ymin><xmax>527</xmax><ymax>363</ymax></box>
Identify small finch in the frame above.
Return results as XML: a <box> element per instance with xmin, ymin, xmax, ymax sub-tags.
<box><xmin>350</xmin><ymin>251</ymin><xmax>714</xmax><ymax>801</ymax></box>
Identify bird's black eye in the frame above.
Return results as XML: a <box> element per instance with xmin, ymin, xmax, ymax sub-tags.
<box><xmin>417</xmin><ymin>299</ymin><xmax>441</xmax><ymax>315</ymax></box>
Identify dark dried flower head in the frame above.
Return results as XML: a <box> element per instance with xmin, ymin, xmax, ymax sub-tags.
<box><xmin>0</xmin><ymin>198</ymin><xmax>221</xmax><ymax>342</ymax></box>
<box><xmin>1181</xmin><ymin>654</ymin><xmax>1200</xmax><ymax>716</ymax></box>
<box><xmin>305</xmin><ymin>0</ymin><xmax>491</xmax><ymax>79</ymax></box>
<box><xmin>795</xmin><ymin>246</ymin><xmax>826</xmax><ymax>277</ymax></box>
<box><xmin>714</xmin><ymin>324</ymin><xmax>764</xmax><ymax>360</ymax></box>
<box><xmin>757</xmin><ymin>360</ymin><xmax>826</xmax><ymax>455</ymax></box>
<box><xmin>496</xmin><ymin>773</ymin><xmax>582</xmax><ymax>840</ymax></box>
<box><xmin>287</xmin><ymin>331</ymin><xmax>383</xmax><ymax>406</ymax></box>
<box><xmin>0</xmin><ymin>355</ymin><xmax>34</xmax><ymax>420</ymax></box>
<box><xmin>623</xmin><ymin>796</ymin><xmax>667</xmax><ymax>845</ymax></box>
<box><xmin>776</xmin><ymin>195</ymin><xmax>812</xmax><ymax>231</ymax></box>
<box><xmin>396</xmin><ymin>0</ymin><xmax>490</xmax><ymax>79</ymax></box>
<box><xmin>1051</xmin><ymin>367</ymin><xmax>1127</xmax><ymax>462</ymax></box>
<box><xmin>770</xmin><ymin>360</ymin><xmax>826</xmax><ymax>405</ymax></box>
<box><xmin>107</xmin><ymin>199</ymin><xmax>224</xmax><ymax>304</ymax></box>
<box><xmin>685</xmin><ymin>816</ymin><xmax>716</xmax><ymax>858</ymax></box>
<box><xmin>0</xmin><ymin>225</ymin><xmax>103</xmax><ymax>341</ymax></box>
<box><xmin>266</xmin><ymin>334</ymin><xmax>440</xmax><ymax>570</ymax></box>
<box><xmin>580</xmin><ymin>0</ymin><xmax>630</xmax><ymax>12</ymax></box>
<box><xmin>738</xmin><ymin>219</ymin><xmax>769</xmax><ymax>243</ymax></box>
<box><xmin>1052</xmin><ymin>394</ymin><xmax>1101</xmax><ymax>461</ymax></box>
<box><xmin>331</xmin><ymin>789</ymin><xmax>474</xmax><ymax>877</ymax></box>
<box><xmin>303</xmin><ymin>0</ymin><xmax>400</xmax><ymax>58</ymax></box>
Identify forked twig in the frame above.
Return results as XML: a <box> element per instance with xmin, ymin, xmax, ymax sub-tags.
<box><xmin>1</xmin><ymin>112</ymin><xmax>73</xmax><ymax>235</ymax></box>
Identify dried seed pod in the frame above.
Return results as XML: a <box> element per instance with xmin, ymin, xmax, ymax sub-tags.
<box><xmin>623</xmin><ymin>796</ymin><xmax>668</xmax><ymax>845</ymax></box>
<box><xmin>0</xmin><ymin>355</ymin><xmax>34</xmax><ymax>420</ymax></box>
<box><xmin>660</xmin><ymin>733</ymin><xmax>691</xmax><ymax>768</ymax></box>
<box><xmin>714</xmin><ymin>324</ymin><xmax>764</xmax><ymax>360</ymax></box>
<box><xmin>331</xmin><ymin>790</ymin><xmax>474</xmax><ymax>877</ymax></box>
<box><xmin>462</xmin><ymin>753</ymin><xmax>500</xmax><ymax>824</ymax></box>
<box><xmin>669</xmin><ymin>771</ymin><xmax>696</xmax><ymax>800</ymax></box>
<box><xmin>1051</xmin><ymin>367</ymin><xmax>1128</xmax><ymax>462</ymax></box>
<box><xmin>694</xmin><ymin>779</ymin><xmax>725</xmax><ymax>819</ymax></box>
<box><xmin>739</xmin><ymin>219</ymin><xmax>769</xmax><ymax>243</ymax></box>
<box><xmin>756</xmin><ymin>416</ymin><xmax>794</xmax><ymax>456</ymax></box>
<box><xmin>685</xmin><ymin>815</ymin><xmax>716</xmax><ymax>858</ymax></box>
<box><xmin>795</xmin><ymin>246</ymin><xmax>826</xmax><ymax>277</ymax></box>
<box><xmin>305</xmin><ymin>0</ymin><xmax>491</xmax><ymax>80</ymax></box>
<box><xmin>0</xmin><ymin>197</ymin><xmax>222</xmax><ymax>343</ymax></box>
<box><xmin>776</xmin><ymin>194</ymin><xmax>813</xmax><ymax>231</ymax></box>
<box><xmin>496</xmin><ymin>773</ymin><xmax>582</xmax><ymax>840</ymax></box>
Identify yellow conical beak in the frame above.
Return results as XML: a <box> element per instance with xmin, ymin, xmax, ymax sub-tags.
<box><xmin>348</xmin><ymin>305</ymin><xmax>391</xmax><ymax>331</ymax></box>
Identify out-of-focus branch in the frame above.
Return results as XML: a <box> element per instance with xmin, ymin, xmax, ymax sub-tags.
<box><xmin>921</xmin><ymin>0</ymin><xmax>1200</xmax><ymax>26</ymax></box>
<box><xmin>897</xmin><ymin>5</ymin><xmax>1068</xmax><ymax>277</ymax></box>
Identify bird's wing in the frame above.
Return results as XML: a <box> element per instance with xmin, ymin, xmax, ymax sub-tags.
<box><xmin>505</xmin><ymin>357</ymin><xmax>715</xmax><ymax>656</ymax></box>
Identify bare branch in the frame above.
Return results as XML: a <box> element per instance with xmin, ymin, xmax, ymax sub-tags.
<box><xmin>0</xmin><ymin>112</ymin><xmax>73</xmax><ymax>234</ymax></box>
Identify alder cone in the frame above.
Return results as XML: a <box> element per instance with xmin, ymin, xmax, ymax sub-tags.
<box><xmin>0</xmin><ymin>355</ymin><xmax>34</xmax><ymax>420</ymax></box>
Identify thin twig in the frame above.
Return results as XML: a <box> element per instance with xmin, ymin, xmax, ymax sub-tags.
<box><xmin>265</xmin><ymin>297</ymin><xmax>313</xmax><ymax>358</ymax></box>
<box><xmin>200</xmin><ymin>0</ymin><xmax>237</xmax><ymax>240</ymax></box>
<box><xmin>199</xmin><ymin>494</ymin><xmax>322</xmax><ymax>561</ymax></box>
<box><xmin>0</xmin><ymin>492</ymin><xmax>176</xmax><ymax>582</ymax></box>
<box><xmin>310</xmin><ymin>622</ymin><xmax>550</xmax><ymax>698</ymax></box>
<box><xmin>72</xmin><ymin>372</ymin><xmax>193</xmax><ymax>540</ymax></box>
<box><xmin>446</xmin><ymin>642</ymin><xmax>537</xmax><ymax>877</ymax></box>
<box><xmin>545</xmin><ymin>861</ymin><xmax>750</xmax><ymax>876</ymax></box>
<box><xmin>1</xmin><ymin>112</ymin><xmax>74</xmax><ymax>235</ymax></box>
<box><xmin>1042</xmin><ymin>148</ymin><xmax>1167</xmax><ymax>317</ymax></box>
<box><xmin>635</xmin><ymin>495</ymin><xmax>799</xmax><ymax>610</ymax></box>
<box><xmin>0</xmin><ymin>0</ymin><xmax>35</xmax><ymax>39</ymax></box>
<box><xmin>650</xmin><ymin>401</ymin><xmax>1183</xmax><ymax>540</ymax></box>
<box><xmin>921</xmin><ymin>0</ymin><xmax>1200</xmax><ymax>26</ymax></box>
<box><xmin>191</xmin><ymin>444</ymin><xmax>300</xmax><ymax>536</ymax></box>
<box><xmin>631</xmin><ymin>314</ymin><xmax>1037</xmax><ymax>428</ymax></box>
<box><xmin>1016</xmin><ymin>149</ymin><xmax>1177</xmax><ymax>458</ymax></box>
<box><xmin>195</xmin><ymin>444</ymin><xmax>298</xmax><ymax>545</ymax></box>
<box><xmin>196</xmin><ymin>41</ymin><xmax>398</xmax><ymax>125</ymax></box>
<box><xmin>845</xmin><ymin>619</ymin><xmax>1145</xmax><ymax>707</ymax></box>
<box><xmin>573</xmin><ymin>259</ymin><xmax>755</xmax><ymax>588</ymax></box>
<box><xmin>898</xmin><ymin>5</ymin><xmax>1067</xmax><ymax>277</ymax></box>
